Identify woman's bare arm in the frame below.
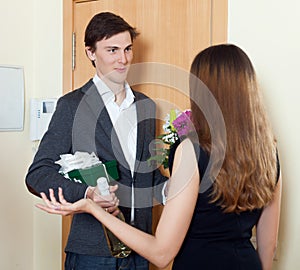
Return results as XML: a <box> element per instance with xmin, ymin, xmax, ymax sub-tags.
<box><xmin>36</xmin><ymin>139</ymin><xmax>199</xmax><ymax>268</ymax></box>
<box><xmin>256</xmin><ymin>173</ymin><xmax>282</xmax><ymax>270</ymax></box>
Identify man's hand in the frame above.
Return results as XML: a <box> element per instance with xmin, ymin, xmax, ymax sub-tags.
<box><xmin>86</xmin><ymin>185</ymin><xmax>120</xmax><ymax>216</ymax></box>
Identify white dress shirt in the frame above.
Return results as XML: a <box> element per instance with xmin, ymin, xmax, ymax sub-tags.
<box><xmin>93</xmin><ymin>75</ymin><xmax>137</xmax><ymax>222</ymax></box>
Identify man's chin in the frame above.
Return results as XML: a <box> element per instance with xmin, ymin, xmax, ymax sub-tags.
<box><xmin>110</xmin><ymin>75</ymin><xmax>128</xmax><ymax>84</ymax></box>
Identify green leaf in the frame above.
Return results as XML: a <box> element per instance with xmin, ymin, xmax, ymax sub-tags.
<box><xmin>169</xmin><ymin>109</ymin><xmax>177</xmax><ymax>131</ymax></box>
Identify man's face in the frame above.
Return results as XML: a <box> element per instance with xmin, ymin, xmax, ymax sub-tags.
<box><xmin>86</xmin><ymin>31</ymin><xmax>133</xmax><ymax>88</ymax></box>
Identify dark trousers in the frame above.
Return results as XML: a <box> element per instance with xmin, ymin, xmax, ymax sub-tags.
<box><xmin>65</xmin><ymin>252</ymin><xmax>149</xmax><ymax>270</ymax></box>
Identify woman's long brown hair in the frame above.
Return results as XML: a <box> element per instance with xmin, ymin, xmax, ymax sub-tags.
<box><xmin>190</xmin><ymin>44</ymin><xmax>277</xmax><ymax>213</ymax></box>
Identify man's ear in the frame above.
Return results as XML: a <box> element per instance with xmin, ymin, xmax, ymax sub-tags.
<box><xmin>85</xmin><ymin>47</ymin><xmax>95</xmax><ymax>61</ymax></box>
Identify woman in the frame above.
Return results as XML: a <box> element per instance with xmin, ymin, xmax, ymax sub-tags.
<box><xmin>37</xmin><ymin>44</ymin><xmax>281</xmax><ymax>270</ymax></box>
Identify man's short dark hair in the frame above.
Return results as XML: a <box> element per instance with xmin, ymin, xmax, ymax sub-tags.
<box><xmin>85</xmin><ymin>12</ymin><xmax>139</xmax><ymax>52</ymax></box>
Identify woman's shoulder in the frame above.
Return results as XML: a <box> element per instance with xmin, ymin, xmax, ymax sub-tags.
<box><xmin>168</xmin><ymin>138</ymin><xmax>210</xmax><ymax>177</ymax></box>
<box><xmin>168</xmin><ymin>138</ymin><xmax>199</xmax><ymax>170</ymax></box>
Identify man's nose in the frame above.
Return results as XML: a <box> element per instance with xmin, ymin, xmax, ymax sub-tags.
<box><xmin>118</xmin><ymin>51</ymin><xmax>128</xmax><ymax>64</ymax></box>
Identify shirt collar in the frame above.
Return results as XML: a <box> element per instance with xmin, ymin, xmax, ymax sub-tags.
<box><xmin>93</xmin><ymin>75</ymin><xmax>135</xmax><ymax>107</ymax></box>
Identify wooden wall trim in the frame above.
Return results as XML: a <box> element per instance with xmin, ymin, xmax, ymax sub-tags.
<box><xmin>211</xmin><ymin>0</ymin><xmax>228</xmax><ymax>45</ymax></box>
<box><xmin>63</xmin><ymin>0</ymin><xmax>74</xmax><ymax>94</ymax></box>
<box><xmin>62</xmin><ymin>5</ymin><xmax>74</xmax><ymax>268</ymax></box>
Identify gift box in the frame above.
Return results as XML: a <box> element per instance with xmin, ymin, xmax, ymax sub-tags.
<box><xmin>67</xmin><ymin>160</ymin><xmax>119</xmax><ymax>186</ymax></box>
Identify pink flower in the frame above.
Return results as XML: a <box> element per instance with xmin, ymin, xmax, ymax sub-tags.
<box><xmin>172</xmin><ymin>110</ymin><xmax>193</xmax><ymax>137</ymax></box>
<box><xmin>148</xmin><ymin>109</ymin><xmax>193</xmax><ymax>169</ymax></box>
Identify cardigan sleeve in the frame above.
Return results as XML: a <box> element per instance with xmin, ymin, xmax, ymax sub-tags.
<box><xmin>25</xmin><ymin>94</ymin><xmax>88</xmax><ymax>202</ymax></box>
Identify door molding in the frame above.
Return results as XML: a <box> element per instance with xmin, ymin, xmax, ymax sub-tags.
<box><xmin>63</xmin><ymin>0</ymin><xmax>227</xmax><ymax>94</ymax></box>
<box><xmin>62</xmin><ymin>1</ymin><xmax>227</xmax><ymax>269</ymax></box>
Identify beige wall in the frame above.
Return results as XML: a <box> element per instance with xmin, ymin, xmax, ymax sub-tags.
<box><xmin>0</xmin><ymin>0</ymin><xmax>299</xmax><ymax>269</ymax></box>
<box><xmin>0</xmin><ymin>0</ymin><xmax>62</xmax><ymax>269</ymax></box>
<box><xmin>229</xmin><ymin>0</ymin><xmax>300</xmax><ymax>269</ymax></box>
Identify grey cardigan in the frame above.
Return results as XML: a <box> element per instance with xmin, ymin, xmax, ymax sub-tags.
<box><xmin>25</xmin><ymin>79</ymin><xmax>166</xmax><ymax>256</ymax></box>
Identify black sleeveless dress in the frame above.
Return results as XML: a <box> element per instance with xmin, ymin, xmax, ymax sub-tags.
<box><xmin>168</xmin><ymin>141</ymin><xmax>279</xmax><ymax>270</ymax></box>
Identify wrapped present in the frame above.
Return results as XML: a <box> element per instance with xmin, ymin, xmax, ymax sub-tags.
<box><xmin>55</xmin><ymin>152</ymin><xmax>119</xmax><ymax>186</ymax></box>
<box><xmin>68</xmin><ymin>160</ymin><xmax>119</xmax><ymax>186</ymax></box>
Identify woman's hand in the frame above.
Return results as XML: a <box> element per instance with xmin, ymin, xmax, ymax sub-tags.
<box><xmin>36</xmin><ymin>187</ymin><xmax>94</xmax><ymax>216</ymax></box>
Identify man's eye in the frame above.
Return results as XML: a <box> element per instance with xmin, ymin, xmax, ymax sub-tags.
<box><xmin>125</xmin><ymin>47</ymin><xmax>132</xmax><ymax>52</ymax></box>
<box><xmin>108</xmin><ymin>48</ymin><xmax>116</xmax><ymax>53</ymax></box>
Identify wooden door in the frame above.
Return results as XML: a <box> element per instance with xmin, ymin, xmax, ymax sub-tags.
<box><xmin>63</xmin><ymin>1</ymin><xmax>227</xmax><ymax>269</ymax></box>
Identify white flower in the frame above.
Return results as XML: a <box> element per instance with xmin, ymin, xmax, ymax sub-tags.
<box><xmin>163</xmin><ymin>123</ymin><xmax>171</xmax><ymax>132</ymax></box>
<box><xmin>162</xmin><ymin>132</ymin><xmax>178</xmax><ymax>144</ymax></box>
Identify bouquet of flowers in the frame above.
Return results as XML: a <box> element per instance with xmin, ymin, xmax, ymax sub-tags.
<box><xmin>148</xmin><ymin>109</ymin><xmax>193</xmax><ymax>169</ymax></box>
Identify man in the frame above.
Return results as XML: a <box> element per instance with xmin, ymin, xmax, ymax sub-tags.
<box><xmin>26</xmin><ymin>12</ymin><xmax>166</xmax><ymax>270</ymax></box>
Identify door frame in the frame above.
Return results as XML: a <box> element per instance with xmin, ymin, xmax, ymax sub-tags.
<box><xmin>63</xmin><ymin>0</ymin><xmax>227</xmax><ymax>94</ymax></box>
<box><xmin>62</xmin><ymin>0</ymin><xmax>227</xmax><ymax>268</ymax></box>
